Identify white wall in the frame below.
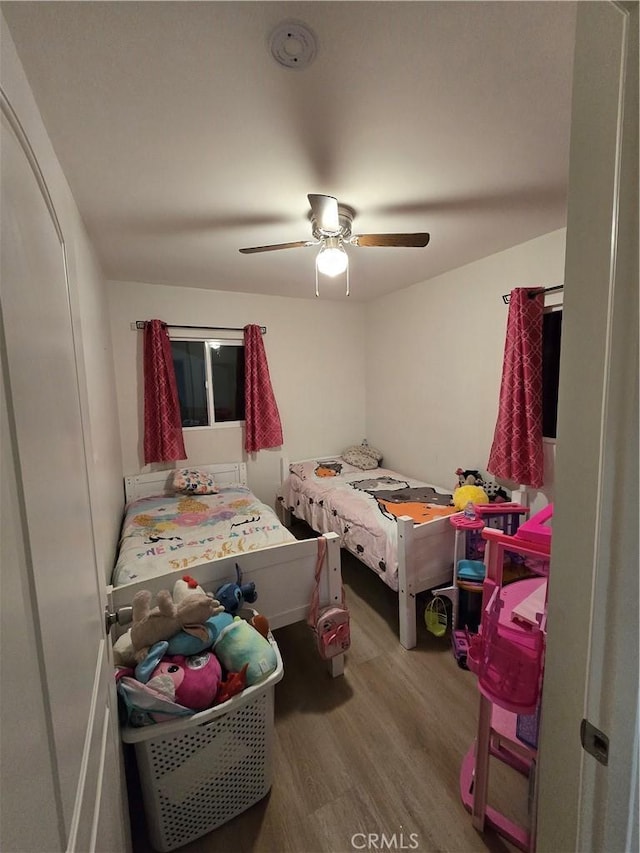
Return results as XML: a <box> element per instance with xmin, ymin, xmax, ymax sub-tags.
<box><xmin>108</xmin><ymin>231</ymin><xmax>565</xmax><ymax>508</ymax></box>
<box><xmin>0</xmin><ymin>17</ymin><xmax>124</xmax><ymax>584</ymax></box>
<box><xmin>365</xmin><ymin>228</ymin><xmax>566</xmax><ymax>500</ymax></box>
<box><xmin>107</xmin><ymin>280</ymin><xmax>366</xmax><ymax>505</ymax></box>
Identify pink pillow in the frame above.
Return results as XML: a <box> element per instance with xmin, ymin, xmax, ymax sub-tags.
<box><xmin>173</xmin><ymin>468</ymin><xmax>218</xmax><ymax>495</ymax></box>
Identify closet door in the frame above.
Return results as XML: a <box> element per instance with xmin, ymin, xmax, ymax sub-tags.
<box><xmin>0</xmin><ymin>97</ymin><xmax>127</xmax><ymax>851</ymax></box>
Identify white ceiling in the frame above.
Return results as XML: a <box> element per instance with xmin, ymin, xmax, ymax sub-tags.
<box><xmin>2</xmin><ymin>1</ymin><xmax>577</xmax><ymax>302</ymax></box>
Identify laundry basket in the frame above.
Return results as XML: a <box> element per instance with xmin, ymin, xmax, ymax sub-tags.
<box><xmin>121</xmin><ymin>637</ymin><xmax>283</xmax><ymax>852</ymax></box>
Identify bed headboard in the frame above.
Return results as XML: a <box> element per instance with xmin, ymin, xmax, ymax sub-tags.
<box><xmin>124</xmin><ymin>462</ymin><xmax>248</xmax><ymax>502</ymax></box>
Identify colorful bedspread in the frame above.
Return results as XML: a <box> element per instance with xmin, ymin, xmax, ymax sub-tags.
<box><xmin>112</xmin><ymin>486</ymin><xmax>296</xmax><ymax>587</ymax></box>
<box><xmin>277</xmin><ymin>459</ymin><xmax>455</xmax><ymax>591</ymax></box>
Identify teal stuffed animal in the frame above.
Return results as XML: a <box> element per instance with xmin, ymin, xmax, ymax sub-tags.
<box><xmin>166</xmin><ymin>611</ymin><xmax>233</xmax><ymax>656</ymax></box>
<box><xmin>213</xmin><ymin>617</ymin><xmax>277</xmax><ymax>686</ymax></box>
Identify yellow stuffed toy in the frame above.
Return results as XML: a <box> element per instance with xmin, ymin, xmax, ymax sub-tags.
<box><xmin>452</xmin><ymin>484</ymin><xmax>489</xmax><ymax>511</ymax></box>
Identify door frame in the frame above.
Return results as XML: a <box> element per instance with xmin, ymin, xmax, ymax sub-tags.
<box><xmin>536</xmin><ymin>2</ymin><xmax>638</xmax><ymax>850</ymax></box>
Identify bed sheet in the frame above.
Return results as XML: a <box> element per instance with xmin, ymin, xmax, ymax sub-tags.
<box><xmin>278</xmin><ymin>458</ymin><xmax>455</xmax><ymax>590</ymax></box>
<box><xmin>112</xmin><ymin>486</ymin><xmax>296</xmax><ymax>587</ymax></box>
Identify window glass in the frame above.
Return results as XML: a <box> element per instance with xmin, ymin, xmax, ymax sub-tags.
<box><xmin>172</xmin><ymin>340</ymin><xmax>208</xmax><ymax>426</ymax></box>
<box><xmin>542</xmin><ymin>310</ymin><xmax>562</xmax><ymax>439</ymax></box>
<box><xmin>210</xmin><ymin>344</ymin><xmax>245</xmax><ymax>422</ymax></box>
<box><xmin>170</xmin><ymin>339</ymin><xmax>245</xmax><ymax>427</ymax></box>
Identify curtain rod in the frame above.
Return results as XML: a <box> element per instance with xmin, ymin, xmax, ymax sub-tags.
<box><xmin>501</xmin><ymin>285</ymin><xmax>564</xmax><ymax>305</ymax></box>
<box><xmin>134</xmin><ymin>321</ymin><xmax>266</xmax><ymax>334</ymax></box>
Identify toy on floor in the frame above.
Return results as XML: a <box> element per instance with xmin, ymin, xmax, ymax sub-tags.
<box><xmin>452</xmin><ymin>629</ymin><xmax>471</xmax><ymax>669</ymax></box>
<box><xmin>425</xmin><ymin>596</ymin><xmax>448</xmax><ymax>637</ymax></box>
<box><xmin>215</xmin><ymin>563</ymin><xmax>258</xmax><ymax>614</ymax></box>
<box><xmin>130</xmin><ymin>587</ymin><xmax>224</xmax><ymax>663</ymax></box>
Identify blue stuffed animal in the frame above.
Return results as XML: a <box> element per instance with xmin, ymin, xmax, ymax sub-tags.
<box><xmin>216</xmin><ymin>563</ymin><xmax>257</xmax><ymax>614</ymax></box>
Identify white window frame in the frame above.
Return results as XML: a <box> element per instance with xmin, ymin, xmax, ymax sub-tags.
<box><xmin>170</xmin><ymin>334</ymin><xmax>245</xmax><ymax>430</ymax></box>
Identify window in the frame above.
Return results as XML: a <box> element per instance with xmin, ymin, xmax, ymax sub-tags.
<box><xmin>542</xmin><ymin>309</ymin><xmax>562</xmax><ymax>439</ymax></box>
<box><xmin>170</xmin><ymin>338</ymin><xmax>245</xmax><ymax>428</ymax></box>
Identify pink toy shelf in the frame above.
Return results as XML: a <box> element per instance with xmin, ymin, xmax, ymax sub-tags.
<box><xmin>442</xmin><ymin>503</ymin><xmax>529</xmax><ymax>668</ymax></box>
<box><xmin>459</xmin><ymin>504</ymin><xmax>552</xmax><ymax>853</ymax></box>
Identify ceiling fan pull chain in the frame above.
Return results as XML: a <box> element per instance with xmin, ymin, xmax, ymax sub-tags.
<box><xmin>345</xmin><ymin>263</ymin><xmax>350</xmax><ymax>297</ymax></box>
<box><xmin>315</xmin><ymin>263</ymin><xmax>320</xmax><ymax>298</ymax></box>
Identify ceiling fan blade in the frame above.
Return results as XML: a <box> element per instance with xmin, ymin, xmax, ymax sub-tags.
<box><xmin>239</xmin><ymin>240</ymin><xmax>315</xmax><ymax>254</ymax></box>
<box><xmin>352</xmin><ymin>233</ymin><xmax>431</xmax><ymax>248</ymax></box>
<box><xmin>308</xmin><ymin>194</ymin><xmax>340</xmax><ymax>234</ymax></box>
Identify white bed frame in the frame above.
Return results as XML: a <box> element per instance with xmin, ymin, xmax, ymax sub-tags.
<box><xmin>107</xmin><ymin>462</ymin><xmax>345</xmax><ymax>676</ymax></box>
<box><xmin>279</xmin><ymin>456</ymin><xmax>456</xmax><ymax>650</ymax></box>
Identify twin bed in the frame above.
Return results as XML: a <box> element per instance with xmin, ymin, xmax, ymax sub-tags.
<box><xmin>277</xmin><ymin>454</ymin><xmax>457</xmax><ymax>649</ymax></box>
<box><xmin>106</xmin><ymin>462</ymin><xmax>345</xmax><ymax>676</ymax></box>
<box><xmin>107</xmin><ymin>455</ymin><xmax>458</xmax><ymax>670</ymax></box>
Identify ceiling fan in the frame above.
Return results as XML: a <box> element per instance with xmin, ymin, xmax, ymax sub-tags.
<box><xmin>239</xmin><ymin>194</ymin><xmax>430</xmax><ymax>296</ymax></box>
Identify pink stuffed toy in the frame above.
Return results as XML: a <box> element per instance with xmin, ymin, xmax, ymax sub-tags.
<box><xmin>147</xmin><ymin>651</ymin><xmax>222</xmax><ymax>711</ymax></box>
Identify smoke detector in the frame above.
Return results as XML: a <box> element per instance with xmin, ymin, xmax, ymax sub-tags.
<box><xmin>269</xmin><ymin>21</ymin><xmax>317</xmax><ymax>70</ymax></box>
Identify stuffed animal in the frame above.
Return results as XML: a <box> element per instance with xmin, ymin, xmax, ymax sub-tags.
<box><xmin>130</xmin><ymin>588</ymin><xmax>224</xmax><ymax>663</ymax></box>
<box><xmin>113</xmin><ymin>628</ymin><xmax>137</xmax><ymax>668</ymax></box>
<box><xmin>165</xmin><ymin>611</ymin><xmax>234</xmax><ymax>656</ymax></box>
<box><xmin>213</xmin><ymin>616</ymin><xmax>277</xmax><ymax>686</ymax></box>
<box><xmin>455</xmin><ymin>468</ymin><xmax>510</xmax><ymax>504</ymax></box>
<box><xmin>482</xmin><ymin>481</ymin><xmax>510</xmax><ymax>503</ymax></box>
<box><xmin>250</xmin><ymin>613</ymin><xmax>270</xmax><ymax>638</ymax></box>
<box><xmin>455</xmin><ymin>468</ymin><xmax>484</xmax><ymax>488</ymax></box>
<box><xmin>149</xmin><ymin>575</ymin><xmax>233</xmax><ymax>656</ymax></box>
<box><xmin>452</xmin><ymin>484</ymin><xmax>489</xmax><ymax>511</ymax></box>
<box><xmin>215</xmin><ymin>563</ymin><xmax>258</xmax><ymax>614</ymax></box>
<box><xmin>216</xmin><ymin>663</ymin><xmax>249</xmax><ymax>705</ymax></box>
<box><xmin>172</xmin><ymin>574</ymin><xmax>206</xmax><ymax>604</ymax></box>
<box><xmin>147</xmin><ymin>651</ymin><xmax>222</xmax><ymax>712</ymax></box>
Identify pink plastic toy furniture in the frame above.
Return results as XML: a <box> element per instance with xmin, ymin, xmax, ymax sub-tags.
<box><xmin>515</xmin><ymin>502</ymin><xmax>553</xmax><ymax>546</ymax></box>
<box><xmin>460</xmin><ymin>505</ymin><xmax>552</xmax><ymax>853</ymax></box>
<box><xmin>467</xmin><ymin>580</ymin><xmax>545</xmax><ymax>715</ymax></box>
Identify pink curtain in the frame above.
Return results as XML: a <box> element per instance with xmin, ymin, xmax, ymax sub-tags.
<box><xmin>244</xmin><ymin>324</ymin><xmax>283</xmax><ymax>452</ymax></box>
<box><xmin>487</xmin><ymin>288</ymin><xmax>544</xmax><ymax>488</ymax></box>
<box><xmin>143</xmin><ymin>319</ymin><xmax>187</xmax><ymax>464</ymax></box>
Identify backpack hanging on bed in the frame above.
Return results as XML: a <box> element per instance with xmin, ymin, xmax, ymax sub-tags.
<box><xmin>307</xmin><ymin>537</ymin><xmax>351</xmax><ymax>660</ymax></box>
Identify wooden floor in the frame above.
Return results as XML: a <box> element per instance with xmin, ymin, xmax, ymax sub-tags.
<box><xmin>128</xmin><ymin>522</ymin><xmax>530</xmax><ymax>853</ymax></box>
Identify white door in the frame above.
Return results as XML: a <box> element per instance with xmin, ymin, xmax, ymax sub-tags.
<box><xmin>0</xmin><ymin>95</ymin><xmax>129</xmax><ymax>851</ymax></box>
<box><xmin>537</xmin><ymin>1</ymin><xmax>638</xmax><ymax>850</ymax></box>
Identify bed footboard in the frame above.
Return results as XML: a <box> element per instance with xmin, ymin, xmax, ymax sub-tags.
<box><xmin>107</xmin><ymin>532</ymin><xmax>344</xmax><ymax>676</ymax></box>
<box><xmin>397</xmin><ymin>514</ymin><xmax>455</xmax><ymax>649</ymax></box>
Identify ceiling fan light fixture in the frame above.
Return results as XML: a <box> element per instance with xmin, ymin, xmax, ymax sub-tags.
<box><xmin>316</xmin><ymin>238</ymin><xmax>348</xmax><ymax>277</ymax></box>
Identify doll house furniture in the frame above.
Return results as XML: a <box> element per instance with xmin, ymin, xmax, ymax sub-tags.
<box><xmin>459</xmin><ymin>504</ymin><xmax>553</xmax><ymax>852</ymax></box>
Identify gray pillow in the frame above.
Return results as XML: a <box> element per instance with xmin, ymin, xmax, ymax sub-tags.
<box><xmin>341</xmin><ymin>444</ymin><xmax>382</xmax><ymax>470</ymax></box>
